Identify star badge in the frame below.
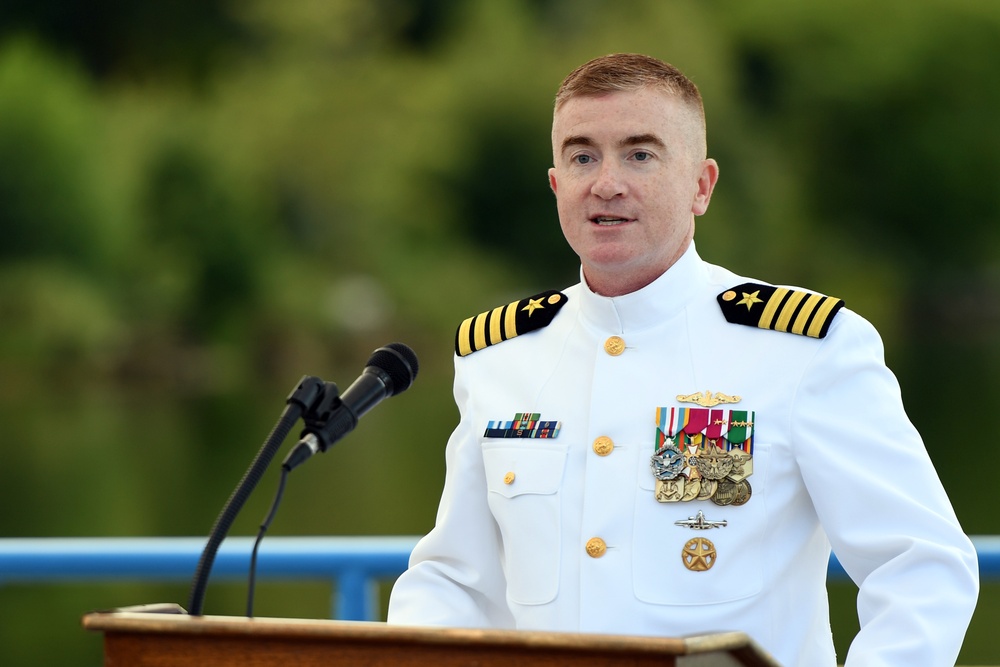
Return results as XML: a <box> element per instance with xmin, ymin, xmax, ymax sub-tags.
<box><xmin>737</xmin><ymin>290</ymin><xmax>763</xmax><ymax>310</ymax></box>
<box><xmin>521</xmin><ymin>297</ymin><xmax>544</xmax><ymax>316</ymax></box>
<box><xmin>682</xmin><ymin>537</ymin><xmax>717</xmax><ymax>571</ymax></box>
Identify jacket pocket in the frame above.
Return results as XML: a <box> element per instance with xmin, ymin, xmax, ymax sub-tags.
<box><xmin>631</xmin><ymin>442</ymin><xmax>769</xmax><ymax>605</ymax></box>
<box><xmin>482</xmin><ymin>443</ymin><xmax>568</xmax><ymax>605</ymax></box>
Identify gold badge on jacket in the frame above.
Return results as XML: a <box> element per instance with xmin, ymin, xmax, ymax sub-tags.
<box><xmin>682</xmin><ymin>537</ymin><xmax>717</xmax><ymax>571</ymax></box>
<box><xmin>652</xmin><ymin>404</ymin><xmax>755</xmax><ymax>506</ymax></box>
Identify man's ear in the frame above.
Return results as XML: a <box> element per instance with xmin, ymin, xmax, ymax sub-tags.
<box><xmin>548</xmin><ymin>167</ymin><xmax>558</xmax><ymax>195</ymax></box>
<box><xmin>692</xmin><ymin>159</ymin><xmax>719</xmax><ymax>216</ymax></box>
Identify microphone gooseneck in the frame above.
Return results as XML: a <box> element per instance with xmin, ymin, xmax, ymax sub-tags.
<box><xmin>189</xmin><ymin>343</ymin><xmax>418</xmax><ymax>615</ymax></box>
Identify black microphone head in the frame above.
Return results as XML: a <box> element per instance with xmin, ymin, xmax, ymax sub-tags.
<box><xmin>367</xmin><ymin>342</ymin><xmax>419</xmax><ymax>396</ymax></box>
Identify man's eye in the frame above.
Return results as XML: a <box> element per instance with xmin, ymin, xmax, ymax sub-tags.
<box><xmin>573</xmin><ymin>154</ymin><xmax>593</xmax><ymax>165</ymax></box>
<box><xmin>633</xmin><ymin>151</ymin><xmax>651</xmax><ymax>161</ymax></box>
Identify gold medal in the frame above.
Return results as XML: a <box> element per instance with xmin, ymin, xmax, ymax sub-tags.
<box><xmin>727</xmin><ymin>449</ymin><xmax>753</xmax><ymax>482</ymax></box>
<box><xmin>690</xmin><ymin>445</ymin><xmax>733</xmax><ymax>480</ymax></box>
<box><xmin>655</xmin><ymin>478</ymin><xmax>685</xmax><ymax>502</ymax></box>
<box><xmin>680</xmin><ymin>477</ymin><xmax>701</xmax><ymax>501</ymax></box>
<box><xmin>711</xmin><ymin>479</ymin><xmax>739</xmax><ymax>506</ymax></box>
<box><xmin>731</xmin><ymin>479</ymin><xmax>752</xmax><ymax>506</ymax></box>
<box><xmin>682</xmin><ymin>537</ymin><xmax>717</xmax><ymax>571</ymax></box>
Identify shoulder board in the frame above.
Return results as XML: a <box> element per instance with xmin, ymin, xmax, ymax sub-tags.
<box><xmin>455</xmin><ymin>290</ymin><xmax>568</xmax><ymax>357</ymax></box>
<box><xmin>717</xmin><ymin>282</ymin><xmax>844</xmax><ymax>339</ymax></box>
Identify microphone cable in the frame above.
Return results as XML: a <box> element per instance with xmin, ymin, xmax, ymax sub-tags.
<box><xmin>246</xmin><ymin>461</ymin><xmax>291</xmax><ymax>618</ymax></box>
<box><xmin>187</xmin><ymin>376</ymin><xmax>326</xmax><ymax>616</ymax></box>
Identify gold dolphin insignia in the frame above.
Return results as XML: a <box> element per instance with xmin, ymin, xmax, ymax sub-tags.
<box><xmin>676</xmin><ymin>391</ymin><xmax>742</xmax><ymax>408</ymax></box>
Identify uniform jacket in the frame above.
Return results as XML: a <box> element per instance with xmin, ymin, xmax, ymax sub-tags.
<box><xmin>387</xmin><ymin>244</ymin><xmax>979</xmax><ymax>667</ymax></box>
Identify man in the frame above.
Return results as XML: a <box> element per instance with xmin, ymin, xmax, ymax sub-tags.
<box><xmin>387</xmin><ymin>53</ymin><xmax>979</xmax><ymax>666</ymax></box>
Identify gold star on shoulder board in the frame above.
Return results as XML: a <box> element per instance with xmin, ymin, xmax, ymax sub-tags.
<box><xmin>717</xmin><ymin>282</ymin><xmax>845</xmax><ymax>339</ymax></box>
<box><xmin>737</xmin><ymin>290</ymin><xmax>763</xmax><ymax>310</ymax></box>
<box><xmin>456</xmin><ymin>289</ymin><xmax>568</xmax><ymax>357</ymax></box>
<box><xmin>522</xmin><ymin>297</ymin><xmax>544</xmax><ymax>316</ymax></box>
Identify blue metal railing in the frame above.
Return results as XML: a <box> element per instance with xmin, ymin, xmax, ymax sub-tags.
<box><xmin>1</xmin><ymin>535</ymin><xmax>997</xmax><ymax>620</ymax></box>
<box><xmin>0</xmin><ymin>536</ymin><xmax>417</xmax><ymax>620</ymax></box>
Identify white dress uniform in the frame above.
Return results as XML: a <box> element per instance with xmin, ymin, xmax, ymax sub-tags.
<box><xmin>387</xmin><ymin>243</ymin><xmax>979</xmax><ymax>667</ymax></box>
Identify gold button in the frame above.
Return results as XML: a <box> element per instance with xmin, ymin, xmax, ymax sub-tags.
<box><xmin>722</xmin><ymin>290</ymin><xmax>737</xmax><ymax>302</ymax></box>
<box><xmin>547</xmin><ymin>294</ymin><xmax>562</xmax><ymax>305</ymax></box>
<box><xmin>604</xmin><ymin>336</ymin><xmax>625</xmax><ymax>356</ymax></box>
<box><xmin>592</xmin><ymin>436</ymin><xmax>614</xmax><ymax>457</ymax></box>
<box><xmin>503</xmin><ymin>471</ymin><xmax>515</xmax><ymax>485</ymax></box>
<box><xmin>585</xmin><ymin>537</ymin><xmax>607</xmax><ymax>558</ymax></box>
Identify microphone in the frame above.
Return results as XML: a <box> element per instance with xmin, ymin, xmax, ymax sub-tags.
<box><xmin>283</xmin><ymin>342</ymin><xmax>419</xmax><ymax>470</ymax></box>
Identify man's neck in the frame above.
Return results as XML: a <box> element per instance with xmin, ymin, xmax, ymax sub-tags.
<box><xmin>582</xmin><ymin>239</ymin><xmax>693</xmax><ymax>297</ymax></box>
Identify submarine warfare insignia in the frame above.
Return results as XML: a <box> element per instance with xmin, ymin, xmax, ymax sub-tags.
<box><xmin>718</xmin><ymin>283</ymin><xmax>844</xmax><ymax>339</ymax></box>
<box><xmin>676</xmin><ymin>391</ymin><xmax>741</xmax><ymax>408</ymax></box>
<box><xmin>483</xmin><ymin>412</ymin><xmax>561</xmax><ymax>439</ymax></box>
<box><xmin>456</xmin><ymin>290</ymin><xmax>568</xmax><ymax>357</ymax></box>
<box><xmin>653</xmin><ymin>406</ymin><xmax>755</xmax><ymax>505</ymax></box>
<box><xmin>675</xmin><ymin>511</ymin><xmax>727</xmax><ymax>530</ymax></box>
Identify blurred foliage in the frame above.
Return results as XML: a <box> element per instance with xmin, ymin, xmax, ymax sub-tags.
<box><xmin>0</xmin><ymin>0</ymin><xmax>998</xmax><ymax>664</ymax></box>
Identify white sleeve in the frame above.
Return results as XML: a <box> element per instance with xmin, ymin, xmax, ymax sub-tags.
<box><xmin>387</xmin><ymin>357</ymin><xmax>514</xmax><ymax>628</ymax></box>
<box><xmin>792</xmin><ymin>312</ymin><xmax>979</xmax><ymax>666</ymax></box>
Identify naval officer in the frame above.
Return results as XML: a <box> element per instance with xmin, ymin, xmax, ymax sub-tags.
<box><xmin>387</xmin><ymin>53</ymin><xmax>979</xmax><ymax>667</ymax></box>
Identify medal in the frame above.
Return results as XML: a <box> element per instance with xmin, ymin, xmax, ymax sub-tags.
<box><xmin>711</xmin><ymin>479</ymin><xmax>752</xmax><ymax>506</ymax></box>
<box><xmin>696</xmin><ymin>479</ymin><xmax>718</xmax><ymax>500</ymax></box>
<box><xmin>650</xmin><ymin>438</ymin><xmax>684</xmax><ymax>481</ymax></box>
<box><xmin>655</xmin><ymin>478</ymin><xmax>685</xmax><ymax>502</ymax></box>
<box><xmin>689</xmin><ymin>443</ymin><xmax>733</xmax><ymax>480</ymax></box>
<box><xmin>711</xmin><ymin>479</ymin><xmax>739</xmax><ymax>506</ymax></box>
<box><xmin>727</xmin><ymin>448</ymin><xmax>753</xmax><ymax>482</ymax></box>
<box><xmin>679</xmin><ymin>477</ymin><xmax>701</xmax><ymax>501</ymax></box>
<box><xmin>653</xmin><ymin>405</ymin><xmax>756</xmax><ymax>506</ymax></box>
<box><xmin>731</xmin><ymin>480</ymin><xmax>752</xmax><ymax>506</ymax></box>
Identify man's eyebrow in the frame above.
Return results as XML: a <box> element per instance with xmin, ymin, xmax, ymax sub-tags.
<box><xmin>560</xmin><ymin>133</ymin><xmax>666</xmax><ymax>154</ymax></box>
<box><xmin>560</xmin><ymin>135</ymin><xmax>594</xmax><ymax>153</ymax></box>
<box><xmin>620</xmin><ymin>133</ymin><xmax>665</xmax><ymax>148</ymax></box>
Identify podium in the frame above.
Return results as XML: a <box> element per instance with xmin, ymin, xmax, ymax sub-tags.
<box><xmin>83</xmin><ymin>611</ymin><xmax>782</xmax><ymax>666</ymax></box>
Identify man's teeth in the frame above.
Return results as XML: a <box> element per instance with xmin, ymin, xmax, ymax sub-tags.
<box><xmin>594</xmin><ymin>217</ymin><xmax>627</xmax><ymax>225</ymax></box>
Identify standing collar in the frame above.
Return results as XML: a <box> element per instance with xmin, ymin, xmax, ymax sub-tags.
<box><xmin>576</xmin><ymin>242</ymin><xmax>707</xmax><ymax>334</ymax></box>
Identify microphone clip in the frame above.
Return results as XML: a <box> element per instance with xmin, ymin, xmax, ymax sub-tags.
<box><xmin>280</xmin><ymin>343</ymin><xmax>418</xmax><ymax>472</ymax></box>
<box><xmin>296</xmin><ymin>380</ymin><xmax>344</xmax><ymax>453</ymax></box>
<box><xmin>279</xmin><ymin>377</ymin><xmax>343</xmax><ymax>471</ymax></box>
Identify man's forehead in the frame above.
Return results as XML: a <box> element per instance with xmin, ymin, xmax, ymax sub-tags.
<box><xmin>555</xmin><ymin>86</ymin><xmax>685</xmax><ymax>114</ymax></box>
<box><xmin>554</xmin><ymin>90</ymin><xmax>685</xmax><ymax>127</ymax></box>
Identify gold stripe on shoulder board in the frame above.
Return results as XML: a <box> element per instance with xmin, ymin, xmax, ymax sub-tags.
<box><xmin>718</xmin><ymin>283</ymin><xmax>844</xmax><ymax>339</ymax></box>
<box><xmin>456</xmin><ymin>290</ymin><xmax>568</xmax><ymax>357</ymax></box>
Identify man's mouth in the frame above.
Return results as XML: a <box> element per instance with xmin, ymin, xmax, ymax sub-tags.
<box><xmin>591</xmin><ymin>216</ymin><xmax>631</xmax><ymax>226</ymax></box>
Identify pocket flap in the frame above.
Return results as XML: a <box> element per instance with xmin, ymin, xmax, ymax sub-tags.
<box><xmin>483</xmin><ymin>444</ymin><xmax>568</xmax><ymax>499</ymax></box>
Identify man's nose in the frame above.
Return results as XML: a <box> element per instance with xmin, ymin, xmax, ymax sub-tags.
<box><xmin>591</xmin><ymin>161</ymin><xmax>626</xmax><ymax>199</ymax></box>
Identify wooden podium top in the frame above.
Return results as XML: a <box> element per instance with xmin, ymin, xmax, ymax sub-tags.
<box><xmin>83</xmin><ymin>611</ymin><xmax>782</xmax><ymax>667</ymax></box>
